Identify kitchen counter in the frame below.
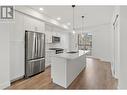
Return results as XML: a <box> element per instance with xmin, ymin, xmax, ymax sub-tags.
<box><xmin>51</xmin><ymin>50</ymin><xmax>88</xmax><ymax>88</ymax></box>
<box><xmin>52</xmin><ymin>50</ymin><xmax>89</xmax><ymax>59</ymax></box>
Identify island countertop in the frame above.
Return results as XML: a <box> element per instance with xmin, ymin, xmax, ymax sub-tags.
<box><xmin>51</xmin><ymin>50</ymin><xmax>89</xmax><ymax>59</ymax></box>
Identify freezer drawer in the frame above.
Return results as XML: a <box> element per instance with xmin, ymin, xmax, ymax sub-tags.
<box><xmin>25</xmin><ymin>58</ymin><xmax>45</xmax><ymax>77</ymax></box>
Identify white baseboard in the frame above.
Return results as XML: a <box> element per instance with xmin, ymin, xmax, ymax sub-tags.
<box><xmin>117</xmin><ymin>84</ymin><xmax>119</xmax><ymax>89</ymax></box>
<box><xmin>110</xmin><ymin>62</ymin><xmax>119</xmax><ymax>79</ymax></box>
<box><xmin>89</xmin><ymin>56</ymin><xmax>111</xmax><ymax>63</ymax></box>
<box><xmin>11</xmin><ymin>75</ymin><xmax>24</xmax><ymax>83</ymax></box>
<box><xmin>0</xmin><ymin>81</ymin><xmax>10</xmax><ymax>89</ymax></box>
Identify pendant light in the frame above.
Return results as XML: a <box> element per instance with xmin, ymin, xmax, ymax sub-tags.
<box><xmin>72</xmin><ymin>5</ymin><xmax>75</xmax><ymax>34</ymax></box>
<box><xmin>81</xmin><ymin>15</ymin><xmax>85</xmax><ymax>37</ymax></box>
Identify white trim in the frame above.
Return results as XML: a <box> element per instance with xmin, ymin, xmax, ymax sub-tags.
<box><xmin>111</xmin><ymin>62</ymin><xmax>115</xmax><ymax>78</ymax></box>
<box><xmin>117</xmin><ymin>84</ymin><xmax>119</xmax><ymax>89</ymax></box>
<box><xmin>10</xmin><ymin>75</ymin><xmax>24</xmax><ymax>83</ymax></box>
<box><xmin>0</xmin><ymin>81</ymin><xmax>10</xmax><ymax>89</ymax></box>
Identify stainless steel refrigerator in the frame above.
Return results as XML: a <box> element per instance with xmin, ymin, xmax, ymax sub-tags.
<box><xmin>25</xmin><ymin>30</ymin><xmax>45</xmax><ymax>78</ymax></box>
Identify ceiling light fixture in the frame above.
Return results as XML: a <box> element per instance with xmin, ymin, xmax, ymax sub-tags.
<box><xmin>57</xmin><ymin>17</ymin><xmax>61</xmax><ymax>20</ymax></box>
<box><xmin>39</xmin><ymin>7</ymin><xmax>44</xmax><ymax>11</ymax></box>
<box><xmin>72</xmin><ymin>5</ymin><xmax>76</xmax><ymax>34</ymax></box>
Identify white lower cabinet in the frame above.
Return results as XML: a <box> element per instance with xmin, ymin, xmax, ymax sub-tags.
<box><xmin>45</xmin><ymin>50</ymin><xmax>56</xmax><ymax>67</ymax></box>
<box><xmin>10</xmin><ymin>42</ymin><xmax>25</xmax><ymax>81</ymax></box>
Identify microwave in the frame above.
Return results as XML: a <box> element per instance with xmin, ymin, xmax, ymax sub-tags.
<box><xmin>52</xmin><ymin>36</ymin><xmax>60</xmax><ymax>43</ymax></box>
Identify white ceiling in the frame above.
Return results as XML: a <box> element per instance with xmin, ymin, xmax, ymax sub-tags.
<box><xmin>30</xmin><ymin>6</ymin><xmax>114</xmax><ymax>31</ymax></box>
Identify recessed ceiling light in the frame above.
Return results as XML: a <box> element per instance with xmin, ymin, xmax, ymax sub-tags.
<box><xmin>39</xmin><ymin>8</ymin><xmax>44</xmax><ymax>11</ymax></box>
<box><xmin>63</xmin><ymin>24</ymin><xmax>68</xmax><ymax>29</ymax></box>
<box><xmin>67</xmin><ymin>22</ymin><xmax>71</xmax><ymax>26</ymax></box>
<box><xmin>57</xmin><ymin>17</ymin><xmax>61</xmax><ymax>20</ymax></box>
<box><xmin>72</xmin><ymin>30</ymin><xmax>76</xmax><ymax>34</ymax></box>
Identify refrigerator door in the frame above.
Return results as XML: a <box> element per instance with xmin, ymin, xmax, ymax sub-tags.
<box><xmin>25</xmin><ymin>58</ymin><xmax>45</xmax><ymax>77</ymax></box>
<box><xmin>25</xmin><ymin>31</ymin><xmax>38</xmax><ymax>60</ymax></box>
<box><xmin>37</xmin><ymin>33</ymin><xmax>45</xmax><ymax>58</ymax></box>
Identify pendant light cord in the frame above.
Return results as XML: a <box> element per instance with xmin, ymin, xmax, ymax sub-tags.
<box><xmin>82</xmin><ymin>16</ymin><xmax>84</xmax><ymax>33</ymax></box>
<box><xmin>72</xmin><ymin>5</ymin><xmax>75</xmax><ymax>31</ymax></box>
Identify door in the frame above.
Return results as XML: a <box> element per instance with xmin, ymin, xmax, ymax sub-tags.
<box><xmin>113</xmin><ymin>15</ymin><xmax>120</xmax><ymax>78</ymax></box>
<box><xmin>25</xmin><ymin>31</ymin><xmax>38</xmax><ymax>60</ymax></box>
<box><xmin>37</xmin><ymin>33</ymin><xmax>45</xmax><ymax>58</ymax></box>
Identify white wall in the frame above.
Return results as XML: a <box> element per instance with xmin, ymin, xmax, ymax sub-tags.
<box><xmin>119</xmin><ymin>6</ymin><xmax>127</xmax><ymax>89</ymax></box>
<box><xmin>91</xmin><ymin>24</ymin><xmax>112</xmax><ymax>62</ymax></box>
<box><xmin>0</xmin><ymin>21</ymin><xmax>11</xmax><ymax>89</ymax></box>
<box><xmin>68</xmin><ymin>24</ymin><xmax>112</xmax><ymax>62</ymax></box>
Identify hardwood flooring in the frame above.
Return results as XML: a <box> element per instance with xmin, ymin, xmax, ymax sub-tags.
<box><xmin>7</xmin><ymin>58</ymin><xmax>118</xmax><ymax>89</ymax></box>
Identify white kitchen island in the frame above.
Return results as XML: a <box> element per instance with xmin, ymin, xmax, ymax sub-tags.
<box><xmin>51</xmin><ymin>50</ymin><xmax>88</xmax><ymax>88</ymax></box>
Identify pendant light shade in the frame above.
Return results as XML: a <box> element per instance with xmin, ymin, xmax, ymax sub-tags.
<box><xmin>72</xmin><ymin>5</ymin><xmax>75</xmax><ymax>34</ymax></box>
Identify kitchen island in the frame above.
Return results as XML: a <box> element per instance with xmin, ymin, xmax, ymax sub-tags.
<box><xmin>51</xmin><ymin>50</ymin><xmax>88</xmax><ymax>88</ymax></box>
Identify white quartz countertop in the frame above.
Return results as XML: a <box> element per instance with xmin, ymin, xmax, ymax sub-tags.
<box><xmin>51</xmin><ymin>50</ymin><xmax>89</xmax><ymax>59</ymax></box>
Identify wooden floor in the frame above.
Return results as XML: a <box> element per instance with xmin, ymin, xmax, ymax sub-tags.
<box><xmin>7</xmin><ymin>58</ymin><xmax>118</xmax><ymax>89</ymax></box>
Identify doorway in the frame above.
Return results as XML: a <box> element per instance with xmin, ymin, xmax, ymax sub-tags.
<box><xmin>78</xmin><ymin>32</ymin><xmax>92</xmax><ymax>56</ymax></box>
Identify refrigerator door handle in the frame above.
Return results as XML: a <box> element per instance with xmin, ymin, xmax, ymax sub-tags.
<box><xmin>33</xmin><ymin>34</ymin><xmax>36</xmax><ymax>58</ymax></box>
<box><xmin>35</xmin><ymin>34</ymin><xmax>38</xmax><ymax>57</ymax></box>
<box><xmin>40</xmin><ymin>34</ymin><xmax>45</xmax><ymax>57</ymax></box>
<box><xmin>28</xmin><ymin>58</ymin><xmax>45</xmax><ymax>62</ymax></box>
<box><xmin>38</xmin><ymin>34</ymin><xmax>41</xmax><ymax>57</ymax></box>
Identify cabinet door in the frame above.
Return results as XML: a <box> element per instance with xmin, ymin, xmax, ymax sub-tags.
<box><xmin>10</xmin><ymin>11</ymin><xmax>25</xmax><ymax>80</ymax></box>
<box><xmin>24</xmin><ymin>15</ymin><xmax>45</xmax><ymax>33</ymax></box>
<box><xmin>45</xmin><ymin>50</ymin><xmax>55</xmax><ymax>66</ymax></box>
<box><xmin>24</xmin><ymin>15</ymin><xmax>34</xmax><ymax>31</ymax></box>
<box><xmin>10</xmin><ymin>11</ymin><xmax>24</xmax><ymax>42</ymax></box>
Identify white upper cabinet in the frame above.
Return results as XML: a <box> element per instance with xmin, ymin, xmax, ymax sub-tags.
<box><xmin>24</xmin><ymin>15</ymin><xmax>45</xmax><ymax>33</ymax></box>
<box><xmin>45</xmin><ymin>24</ymin><xmax>53</xmax><ymax>43</ymax></box>
<box><xmin>10</xmin><ymin>11</ymin><xmax>24</xmax><ymax>42</ymax></box>
<box><xmin>10</xmin><ymin>11</ymin><xmax>45</xmax><ymax>42</ymax></box>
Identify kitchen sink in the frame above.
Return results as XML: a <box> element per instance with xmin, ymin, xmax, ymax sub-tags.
<box><xmin>67</xmin><ymin>51</ymin><xmax>78</xmax><ymax>53</ymax></box>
